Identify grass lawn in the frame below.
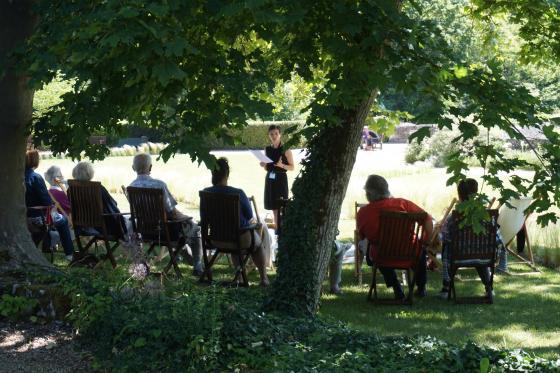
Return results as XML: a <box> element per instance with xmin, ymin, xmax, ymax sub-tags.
<box><xmin>320</xmin><ymin>261</ymin><xmax>560</xmax><ymax>359</ymax></box>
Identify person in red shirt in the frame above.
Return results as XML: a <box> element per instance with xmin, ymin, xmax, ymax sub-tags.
<box><xmin>357</xmin><ymin>175</ymin><xmax>433</xmax><ymax>299</ymax></box>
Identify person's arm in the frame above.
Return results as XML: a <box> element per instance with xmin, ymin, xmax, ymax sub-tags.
<box><xmin>276</xmin><ymin>149</ymin><xmax>295</xmax><ymax>171</ymax></box>
<box><xmin>34</xmin><ymin>174</ymin><xmax>53</xmax><ymax>206</ymax></box>
<box><xmin>239</xmin><ymin>190</ymin><xmax>253</xmax><ymax>222</ymax></box>
<box><xmin>404</xmin><ymin>200</ymin><xmax>433</xmax><ymax>240</ymax></box>
<box><xmin>161</xmin><ymin>182</ymin><xmax>177</xmax><ymax>212</ymax></box>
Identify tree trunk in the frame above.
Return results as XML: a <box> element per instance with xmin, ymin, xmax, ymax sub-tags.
<box><xmin>268</xmin><ymin>91</ymin><xmax>377</xmax><ymax>315</ymax></box>
<box><xmin>0</xmin><ymin>0</ymin><xmax>51</xmax><ymax>282</ymax></box>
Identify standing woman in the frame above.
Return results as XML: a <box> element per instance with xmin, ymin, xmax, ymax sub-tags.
<box><xmin>260</xmin><ymin>125</ymin><xmax>294</xmax><ymax>232</ymax></box>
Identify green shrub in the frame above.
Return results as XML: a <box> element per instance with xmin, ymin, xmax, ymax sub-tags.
<box><xmin>0</xmin><ymin>294</ymin><xmax>39</xmax><ymax>321</ymax></box>
<box><xmin>52</xmin><ymin>271</ymin><xmax>560</xmax><ymax>372</ymax></box>
<box><xmin>405</xmin><ymin>128</ymin><xmax>507</xmax><ymax>168</ymax></box>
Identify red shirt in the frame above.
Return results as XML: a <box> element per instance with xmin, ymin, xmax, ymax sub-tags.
<box><xmin>357</xmin><ymin>197</ymin><xmax>431</xmax><ymax>262</ymax></box>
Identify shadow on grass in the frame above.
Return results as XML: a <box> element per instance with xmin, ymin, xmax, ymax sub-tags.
<box><xmin>319</xmin><ymin>262</ymin><xmax>560</xmax><ymax>359</ymax></box>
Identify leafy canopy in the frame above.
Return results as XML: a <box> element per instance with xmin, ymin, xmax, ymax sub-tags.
<box><xmin>14</xmin><ymin>0</ymin><xmax>560</xmax><ymax>225</ymax></box>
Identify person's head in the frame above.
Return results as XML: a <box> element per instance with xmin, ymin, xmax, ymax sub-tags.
<box><xmin>132</xmin><ymin>153</ymin><xmax>152</xmax><ymax>175</ymax></box>
<box><xmin>268</xmin><ymin>125</ymin><xmax>281</xmax><ymax>145</ymax></box>
<box><xmin>25</xmin><ymin>150</ymin><xmax>39</xmax><ymax>169</ymax></box>
<box><xmin>44</xmin><ymin>166</ymin><xmax>64</xmax><ymax>187</ymax></box>
<box><xmin>211</xmin><ymin>157</ymin><xmax>230</xmax><ymax>186</ymax></box>
<box><xmin>457</xmin><ymin>178</ymin><xmax>478</xmax><ymax>202</ymax></box>
<box><xmin>364</xmin><ymin>175</ymin><xmax>390</xmax><ymax>202</ymax></box>
<box><xmin>72</xmin><ymin>161</ymin><xmax>95</xmax><ymax>181</ymax></box>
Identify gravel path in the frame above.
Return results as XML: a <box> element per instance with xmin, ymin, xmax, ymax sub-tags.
<box><xmin>0</xmin><ymin>321</ymin><xmax>91</xmax><ymax>373</ymax></box>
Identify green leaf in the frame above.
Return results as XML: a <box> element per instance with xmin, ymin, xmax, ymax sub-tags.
<box><xmin>408</xmin><ymin>127</ymin><xmax>432</xmax><ymax>144</ymax></box>
<box><xmin>480</xmin><ymin>357</ymin><xmax>490</xmax><ymax>373</ymax></box>
<box><xmin>152</xmin><ymin>63</ymin><xmax>186</xmax><ymax>87</ymax></box>
<box><xmin>134</xmin><ymin>337</ymin><xmax>146</xmax><ymax>348</ymax></box>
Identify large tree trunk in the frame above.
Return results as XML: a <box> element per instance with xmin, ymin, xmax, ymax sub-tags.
<box><xmin>0</xmin><ymin>0</ymin><xmax>51</xmax><ymax>282</ymax></box>
<box><xmin>268</xmin><ymin>91</ymin><xmax>377</xmax><ymax>315</ymax></box>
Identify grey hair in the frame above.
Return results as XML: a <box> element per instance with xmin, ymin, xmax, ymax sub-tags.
<box><xmin>44</xmin><ymin>166</ymin><xmax>63</xmax><ymax>186</ymax></box>
<box><xmin>132</xmin><ymin>153</ymin><xmax>152</xmax><ymax>175</ymax></box>
<box><xmin>364</xmin><ymin>174</ymin><xmax>391</xmax><ymax>202</ymax></box>
<box><xmin>72</xmin><ymin>161</ymin><xmax>95</xmax><ymax>181</ymax></box>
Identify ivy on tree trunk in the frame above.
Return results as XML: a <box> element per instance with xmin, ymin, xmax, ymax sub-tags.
<box><xmin>0</xmin><ymin>0</ymin><xmax>50</xmax><ymax>281</ymax></box>
<box><xmin>268</xmin><ymin>91</ymin><xmax>377</xmax><ymax>315</ymax></box>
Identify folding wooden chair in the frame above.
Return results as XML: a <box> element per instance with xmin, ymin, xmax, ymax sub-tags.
<box><xmin>26</xmin><ymin>205</ymin><xmax>57</xmax><ymax>262</ymax></box>
<box><xmin>199</xmin><ymin>191</ymin><xmax>258</xmax><ymax>286</ymax></box>
<box><xmin>367</xmin><ymin>210</ymin><xmax>428</xmax><ymax>305</ymax></box>
<box><xmin>127</xmin><ymin>187</ymin><xmax>188</xmax><ymax>277</ymax></box>
<box><xmin>354</xmin><ymin>202</ymin><xmax>367</xmax><ymax>284</ymax></box>
<box><xmin>68</xmin><ymin>180</ymin><xmax>127</xmax><ymax>268</ymax></box>
<box><xmin>448</xmin><ymin>210</ymin><xmax>499</xmax><ymax>304</ymax></box>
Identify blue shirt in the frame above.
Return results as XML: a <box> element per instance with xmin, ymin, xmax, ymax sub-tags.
<box><xmin>129</xmin><ymin>174</ymin><xmax>177</xmax><ymax>213</ymax></box>
<box><xmin>202</xmin><ymin>185</ymin><xmax>253</xmax><ymax>228</ymax></box>
<box><xmin>25</xmin><ymin>168</ymin><xmax>53</xmax><ymax>218</ymax></box>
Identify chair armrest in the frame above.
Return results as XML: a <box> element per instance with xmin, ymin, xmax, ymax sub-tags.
<box><xmin>167</xmin><ymin>216</ymin><xmax>192</xmax><ymax>224</ymax></box>
<box><xmin>27</xmin><ymin>205</ymin><xmax>51</xmax><ymax>210</ymax></box>
<box><xmin>101</xmin><ymin>212</ymin><xmax>131</xmax><ymax>216</ymax></box>
<box><xmin>240</xmin><ymin>223</ymin><xmax>258</xmax><ymax>232</ymax></box>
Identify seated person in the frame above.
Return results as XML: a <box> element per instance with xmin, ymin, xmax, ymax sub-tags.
<box><xmin>439</xmin><ymin>178</ymin><xmax>505</xmax><ymax>298</ymax></box>
<box><xmin>130</xmin><ymin>153</ymin><xmax>203</xmax><ymax>275</ymax></box>
<box><xmin>44</xmin><ymin>165</ymin><xmax>71</xmax><ymax>216</ymax></box>
<box><xmin>24</xmin><ymin>150</ymin><xmax>75</xmax><ymax>261</ymax></box>
<box><xmin>202</xmin><ymin>157</ymin><xmax>269</xmax><ymax>286</ymax></box>
<box><xmin>70</xmin><ymin>161</ymin><xmax>127</xmax><ymax>239</ymax></box>
<box><xmin>357</xmin><ymin>175</ymin><xmax>433</xmax><ymax>299</ymax></box>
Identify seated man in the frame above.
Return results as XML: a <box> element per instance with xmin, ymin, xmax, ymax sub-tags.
<box><xmin>202</xmin><ymin>157</ymin><xmax>269</xmax><ymax>286</ymax></box>
<box><xmin>439</xmin><ymin>178</ymin><xmax>505</xmax><ymax>298</ymax></box>
<box><xmin>357</xmin><ymin>175</ymin><xmax>433</xmax><ymax>299</ymax></box>
<box><xmin>130</xmin><ymin>153</ymin><xmax>203</xmax><ymax>275</ymax></box>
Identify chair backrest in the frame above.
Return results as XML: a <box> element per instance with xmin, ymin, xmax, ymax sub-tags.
<box><xmin>68</xmin><ymin>180</ymin><xmax>105</xmax><ymax>228</ymax></box>
<box><xmin>199</xmin><ymin>191</ymin><xmax>240</xmax><ymax>244</ymax></box>
<box><xmin>126</xmin><ymin>187</ymin><xmax>168</xmax><ymax>241</ymax></box>
<box><xmin>375</xmin><ymin>210</ymin><xmax>428</xmax><ymax>267</ymax></box>
<box><xmin>354</xmin><ymin>202</ymin><xmax>367</xmax><ymax>227</ymax></box>
<box><xmin>450</xmin><ymin>209</ymin><xmax>499</xmax><ymax>262</ymax></box>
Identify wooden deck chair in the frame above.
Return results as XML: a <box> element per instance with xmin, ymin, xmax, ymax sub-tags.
<box><xmin>127</xmin><ymin>186</ymin><xmax>188</xmax><ymax>277</ymax></box>
<box><xmin>199</xmin><ymin>191</ymin><xmax>258</xmax><ymax>287</ymax></box>
<box><xmin>26</xmin><ymin>205</ymin><xmax>57</xmax><ymax>262</ymax></box>
<box><xmin>68</xmin><ymin>180</ymin><xmax>127</xmax><ymax>268</ymax></box>
<box><xmin>121</xmin><ymin>185</ymin><xmax>129</xmax><ymax>202</ymax></box>
<box><xmin>448</xmin><ymin>209</ymin><xmax>499</xmax><ymax>304</ymax></box>
<box><xmin>354</xmin><ymin>202</ymin><xmax>367</xmax><ymax>284</ymax></box>
<box><xmin>368</xmin><ymin>211</ymin><xmax>428</xmax><ymax>305</ymax></box>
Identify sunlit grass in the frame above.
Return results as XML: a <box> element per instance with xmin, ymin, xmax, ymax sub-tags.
<box><xmin>318</xmin><ymin>261</ymin><xmax>560</xmax><ymax>359</ymax></box>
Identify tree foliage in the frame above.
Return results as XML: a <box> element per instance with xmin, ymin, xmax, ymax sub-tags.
<box><xmin>6</xmin><ymin>0</ymin><xmax>560</xmax><ymax>312</ymax></box>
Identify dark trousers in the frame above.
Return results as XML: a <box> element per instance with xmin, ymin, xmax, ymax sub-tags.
<box><xmin>53</xmin><ymin>214</ymin><xmax>75</xmax><ymax>256</ymax></box>
<box><xmin>379</xmin><ymin>251</ymin><xmax>427</xmax><ymax>290</ymax></box>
